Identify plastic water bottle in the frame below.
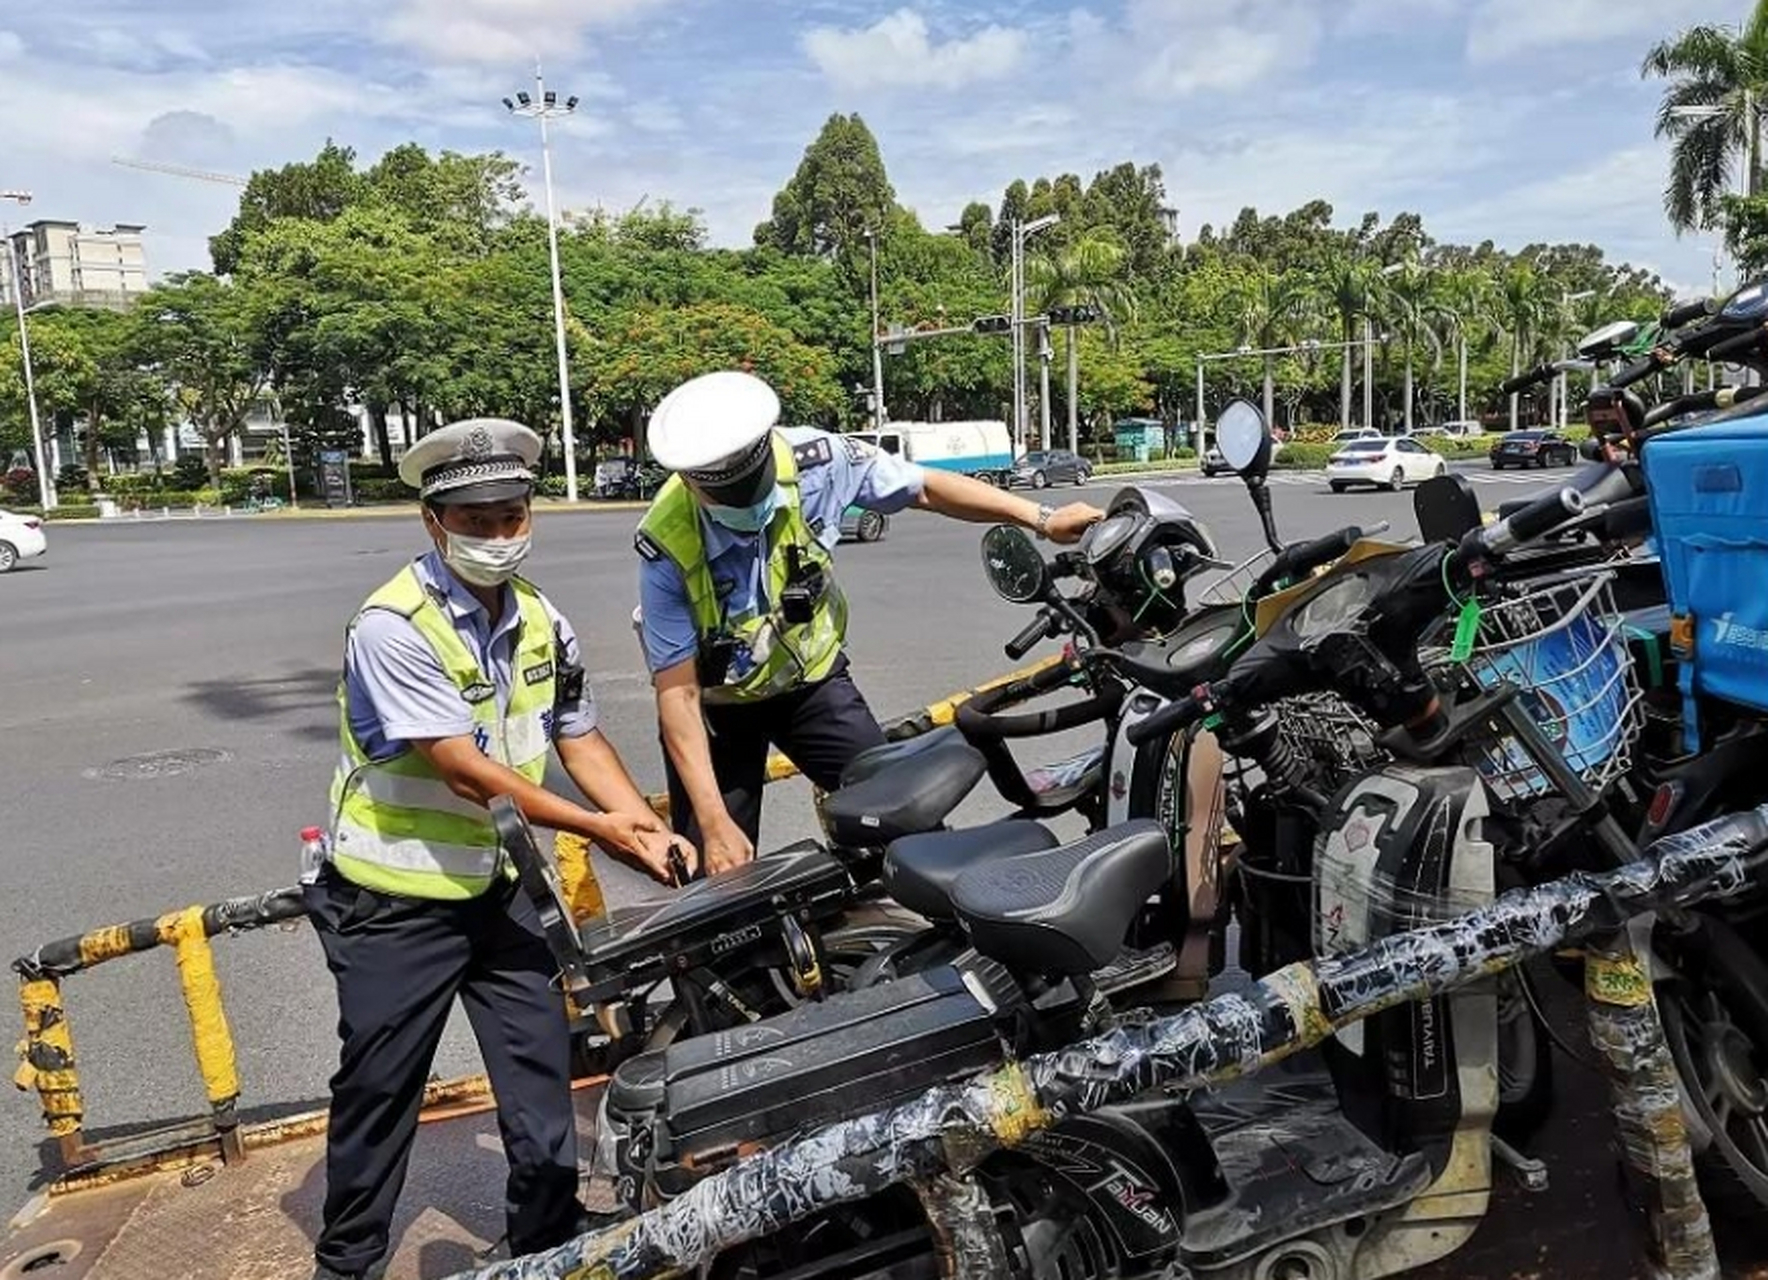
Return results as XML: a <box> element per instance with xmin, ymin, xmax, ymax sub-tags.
<box><xmin>299</xmin><ymin>826</ymin><xmax>330</xmax><ymax>886</ymax></box>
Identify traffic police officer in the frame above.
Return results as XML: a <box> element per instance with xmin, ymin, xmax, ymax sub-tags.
<box><xmin>308</xmin><ymin>419</ymin><xmax>692</xmax><ymax>1280</ymax></box>
<box><xmin>636</xmin><ymin>370</ymin><xmax>1102</xmax><ymax>876</ymax></box>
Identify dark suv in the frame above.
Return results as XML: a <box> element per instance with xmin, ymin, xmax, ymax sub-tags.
<box><xmin>1490</xmin><ymin>430</ymin><xmax>1577</xmax><ymax>470</ymax></box>
<box><xmin>1007</xmin><ymin>449</ymin><xmax>1091</xmax><ymax>489</ymax></box>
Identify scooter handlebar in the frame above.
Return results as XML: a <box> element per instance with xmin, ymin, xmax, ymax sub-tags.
<box><xmin>1663</xmin><ymin>297</ymin><xmax>1718</xmax><ymax>329</ymax></box>
<box><xmin>1125</xmin><ymin>692</ymin><xmax>1207</xmax><ymax>749</ymax></box>
<box><xmin>1499</xmin><ymin>364</ymin><xmax>1556</xmax><ymax>397</ymax></box>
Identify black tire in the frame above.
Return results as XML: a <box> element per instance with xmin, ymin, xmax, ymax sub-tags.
<box><xmin>1491</xmin><ymin>461</ymin><xmax>1505</xmax><ymax>471</ymax></box>
<box><xmin>1387</xmin><ymin>467</ymin><xmax>1405</xmax><ymax>492</ymax></box>
<box><xmin>0</xmin><ymin>541</ymin><xmax>15</xmax><ymax>573</ymax></box>
<box><xmin>1032</xmin><ymin>470</ymin><xmax>1049</xmax><ymax>490</ymax></box>
<box><xmin>1074</xmin><ymin>469</ymin><xmax>1088</xmax><ymax>486</ymax></box>
<box><xmin>857</xmin><ymin>511</ymin><xmax>886</xmax><ymax>543</ymax></box>
<box><xmin>1329</xmin><ymin>482</ymin><xmax>1347</xmax><ymax>493</ymax></box>
<box><xmin>1657</xmin><ymin>916</ymin><xmax>1768</xmax><ymax>1220</ymax></box>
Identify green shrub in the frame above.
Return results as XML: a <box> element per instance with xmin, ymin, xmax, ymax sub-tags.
<box><xmin>1099</xmin><ymin>457</ymin><xmax>1197</xmax><ymax>475</ymax></box>
<box><xmin>101</xmin><ymin>473</ymin><xmax>164</xmax><ymax>496</ymax></box>
<box><xmin>1271</xmin><ymin>443</ymin><xmax>1336</xmax><ymax>470</ymax></box>
<box><xmin>536</xmin><ymin>476</ymin><xmax>569</xmax><ymax>498</ymax></box>
<box><xmin>56</xmin><ymin>464</ymin><xmax>91</xmax><ymax>495</ymax></box>
<box><xmin>44</xmin><ymin>504</ymin><xmax>100</xmax><ymax>521</ymax></box>
<box><xmin>171</xmin><ymin>456</ymin><xmax>210</xmax><ymax>489</ymax></box>
<box><xmin>349</xmin><ymin>479</ymin><xmax>411</xmax><ymax>502</ymax></box>
<box><xmin>1419</xmin><ymin>437</ymin><xmax>1493</xmax><ymax>460</ymax></box>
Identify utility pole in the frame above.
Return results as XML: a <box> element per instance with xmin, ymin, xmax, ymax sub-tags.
<box><xmin>1009</xmin><ymin>214</ymin><xmax>1060</xmax><ymax>454</ymax></box>
<box><xmin>1</xmin><ymin>190</ymin><xmax>53</xmax><ymax>510</ymax></box>
<box><xmin>866</xmin><ymin>228</ymin><xmax>885</xmax><ymax>430</ymax></box>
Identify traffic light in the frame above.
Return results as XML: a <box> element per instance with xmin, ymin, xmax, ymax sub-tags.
<box><xmin>1048</xmin><ymin>305</ymin><xmax>1100</xmax><ymax>326</ymax></box>
<box><xmin>972</xmin><ymin>314</ymin><xmax>1011</xmax><ymax>334</ymax></box>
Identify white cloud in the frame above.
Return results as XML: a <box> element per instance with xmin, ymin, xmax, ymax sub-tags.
<box><xmin>1070</xmin><ymin>0</ymin><xmax>1324</xmax><ymax>99</ymax></box>
<box><xmin>803</xmin><ymin>10</ymin><xmax>1026</xmax><ymax>91</ymax></box>
<box><xmin>1337</xmin><ymin>0</ymin><xmax>1458</xmax><ymax>36</ymax></box>
<box><xmin>381</xmin><ymin>0</ymin><xmax>677</xmax><ymax>66</ymax></box>
<box><xmin>1466</xmin><ymin>0</ymin><xmax>1734</xmax><ymax>63</ymax></box>
<box><xmin>0</xmin><ymin>31</ymin><xmax>23</xmax><ymax>60</ymax></box>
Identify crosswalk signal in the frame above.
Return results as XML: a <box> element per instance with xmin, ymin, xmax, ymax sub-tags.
<box><xmin>972</xmin><ymin>314</ymin><xmax>1011</xmax><ymax>334</ymax></box>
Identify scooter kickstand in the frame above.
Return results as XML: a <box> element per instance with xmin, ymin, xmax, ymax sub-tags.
<box><xmin>1490</xmin><ymin>1134</ymin><xmax>1550</xmax><ymax>1192</ymax></box>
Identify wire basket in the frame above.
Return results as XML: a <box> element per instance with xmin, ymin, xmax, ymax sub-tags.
<box><xmin>1273</xmin><ymin>692</ymin><xmax>1389</xmax><ymax>793</ymax></box>
<box><xmin>1193</xmin><ymin>548</ymin><xmax>1275</xmax><ymax>609</ymax></box>
<box><xmin>1423</xmin><ymin>568</ymin><xmax>1646</xmax><ymax>806</ymax></box>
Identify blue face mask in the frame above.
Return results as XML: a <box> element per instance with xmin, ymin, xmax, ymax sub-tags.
<box><xmin>706</xmin><ymin>485</ymin><xmax>781</xmax><ymax>534</ymax></box>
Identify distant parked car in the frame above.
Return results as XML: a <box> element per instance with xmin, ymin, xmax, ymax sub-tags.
<box><xmin>1202</xmin><ymin>437</ymin><xmax>1285</xmax><ymax>477</ymax></box>
<box><xmin>839</xmin><ymin>506</ymin><xmax>888</xmax><ymax>543</ymax></box>
<box><xmin>0</xmin><ymin>508</ymin><xmax>46</xmax><ymax>572</ymax></box>
<box><xmin>594</xmin><ymin>456</ymin><xmax>665</xmax><ymax>500</ymax></box>
<box><xmin>1327</xmin><ymin>436</ymin><xmax>1448</xmax><ymax>492</ymax></box>
<box><xmin>1005</xmin><ymin>449</ymin><xmax>1091</xmax><ymax>489</ymax></box>
<box><xmin>1332</xmin><ymin>427</ymin><xmax>1382</xmax><ymax>445</ymax></box>
<box><xmin>1438</xmin><ymin>419</ymin><xmax>1485</xmax><ymax>437</ymax></box>
<box><xmin>1490</xmin><ymin>429</ymin><xmax>1577</xmax><ymax>470</ymax></box>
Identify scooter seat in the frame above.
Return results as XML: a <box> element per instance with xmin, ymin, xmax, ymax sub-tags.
<box><xmin>840</xmin><ymin>727</ymin><xmax>963</xmax><ymax>788</ymax></box>
<box><xmin>821</xmin><ymin>736</ymin><xmax>988</xmax><ymax>849</ymax></box>
<box><xmin>882</xmin><ymin>821</ymin><xmax>1060</xmax><ymax>922</ymax></box>
<box><xmin>950</xmin><ymin>820</ymin><xmax>1173</xmax><ymax>977</ymax></box>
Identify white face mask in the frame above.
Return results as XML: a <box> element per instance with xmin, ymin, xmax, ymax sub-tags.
<box><xmin>440</xmin><ymin>530</ymin><xmax>531</xmax><ymax>587</ymax></box>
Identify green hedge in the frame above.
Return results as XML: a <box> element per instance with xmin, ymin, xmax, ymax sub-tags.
<box><xmin>1097</xmin><ymin>457</ymin><xmax>1198</xmax><ymax>475</ymax></box>
<box><xmin>8</xmin><ymin>504</ymin><xmax>101</xmax><ymax>521</ymax></box>
<box><xmin>1271</xmin><ymin>443</ymin><xmax>1337</xmax><ymax>470</ymax></box>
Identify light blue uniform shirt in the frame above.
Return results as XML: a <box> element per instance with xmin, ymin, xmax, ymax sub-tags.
<box><xmin>345</xmin><ymin>550</ymin><xmax>597</xmax><ymax>762</ymax></box>
<box><xmin>638</xmin><ymin>427</ymin><xmax>928</xmax><ymax>673</ymax></box>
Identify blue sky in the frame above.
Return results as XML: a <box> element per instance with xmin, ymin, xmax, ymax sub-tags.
<box><xmin>0</xmin><ymin>0</ymin><xmax>1746</xmax><ymax>293</ymax></box>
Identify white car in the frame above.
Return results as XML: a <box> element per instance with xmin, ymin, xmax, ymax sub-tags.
<box><xmin>1326</xmin><ymin>437</ymin><xmax>1448</xmax><ymax>492</ymax></box>
<box><xmin>0</xmin><ymin>508</ymin><xmax>46</xmax><ymax>572</ymax></box>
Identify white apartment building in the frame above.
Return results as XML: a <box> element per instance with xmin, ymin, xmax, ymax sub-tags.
<box><xmin>0</xmin><ymin>220</ymin><xmax>149</xmax><ymax>309</ymax></box>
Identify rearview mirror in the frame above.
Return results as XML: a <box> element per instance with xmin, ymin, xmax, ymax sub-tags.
<box><xmin>980</xmin><ymin>525</ymin><xmax>1048</xmax><ymax>603</ymax></box>
<box><xmin>1216</xmin><ymin>399</ymin><xmax>1272</xmax><ymax>480</ymax></box>
<box><xmin>1577</xmin><ymin>320</ymin><xmax>1639</xmax><ymax>361</ymax></box>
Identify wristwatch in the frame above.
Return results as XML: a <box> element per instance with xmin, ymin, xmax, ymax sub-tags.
<box><xmin>1034</xmin><ymin>503</ymin><xmax>1057</xmax><ymax>540</ymax></box>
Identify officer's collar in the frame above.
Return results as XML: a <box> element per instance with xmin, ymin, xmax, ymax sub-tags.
<box><xmin>415</xmin><ymin>549</ymin><xmax>515</xmax><ymax>626</ymax></box>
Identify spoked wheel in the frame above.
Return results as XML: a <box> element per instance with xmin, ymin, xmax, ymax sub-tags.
<box><xmin>1657</xmin><ymin>918</ymin><xmax>1768</xmax><ymax>1218</ymax></box>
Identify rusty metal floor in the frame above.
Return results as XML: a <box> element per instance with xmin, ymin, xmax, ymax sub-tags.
<box><xmin>0</xmin><ymin>1087</ymin><xmax>608</xmax><ymax>1280</ymax></box>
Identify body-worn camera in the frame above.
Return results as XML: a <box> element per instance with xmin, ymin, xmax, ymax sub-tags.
<box><xmin>780</xmin><ymin>545</ymin><xmax>826</xmax><ymax>627</ymax></box>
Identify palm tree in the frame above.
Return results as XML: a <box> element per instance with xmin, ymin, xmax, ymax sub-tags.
<box><xmin>1495</xmin><ymin>262</ymin><xmax>1556</xmax><ymax>431</ymax></box>
<box><xmin>1643</xmin><ymin>4</ymin><xmax>1768</xmax><ymax>233</ymax></box>
<box><xmin>1027</xmin><ymin>231</ymin><xmax>1137</xmax><ymax>453</ymax></box>
<box><xmin>1431</xmin><ymin>269</ymin><xmax>1497</xmax><ymax>425</ymax></box>
<box><xmin>1383</xmin><ymin>260</ymin><xmax>1440</xmax><ymax>432</ymax></box>
<box><xmin>1234</xmin><ymin>266</ymin><xmax>1319</xmax><ymax>428</ymax></box>
<box><xmin>1322</xmin><ymin>255</ymin><xmax>1380</xmax><ymax>432</ymax></box>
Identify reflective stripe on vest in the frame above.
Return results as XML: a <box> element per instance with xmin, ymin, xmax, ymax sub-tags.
<box><xmin>639</xmin><ymin>433</ymin><xmax>847</xmax><ymax>705</ymax></box>
<box><xmin>328</xmin><ymin>565</ymin><xmax>557</xmax><ymax>900</ymax></box>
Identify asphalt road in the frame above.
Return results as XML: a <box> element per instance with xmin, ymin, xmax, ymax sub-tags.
<box><xmin>1</xmin><ymin>459</ymin><xmax>1649</xmax><ymax>1253</ymax></box>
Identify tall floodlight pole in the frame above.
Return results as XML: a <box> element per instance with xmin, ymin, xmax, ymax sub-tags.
<box><xmin>1011</xmin><ymin>214</ymin><xmax>1060</xmax><ymax>453</ymax></box>
<box><xmin>866</xmin><ymin>228</ymin><xmax>885</xmax><ymax>430</ymax></box>
<box><xmin>0</xmin><ymin>190</ymin><xmax>53</xmax><ymax>511</ymax></box>
<box><xmin>504</xmin><ymin>69</ymin><xmax>582</xmax><ymax>502</ymax></box>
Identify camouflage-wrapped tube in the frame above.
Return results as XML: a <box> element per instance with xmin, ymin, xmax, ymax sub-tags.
<box><xmin>451</xmin><ymin>806</ymin><xmax>1768</xmax><ymax>1280</ymax></box>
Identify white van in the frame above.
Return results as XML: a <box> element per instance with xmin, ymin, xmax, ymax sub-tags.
<box><xmin>845</xmin><ymin>420</ymin><xmax>1013</xmax><ymax>476</ymax></box>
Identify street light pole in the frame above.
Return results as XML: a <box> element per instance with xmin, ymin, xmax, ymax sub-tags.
<box><xmin>0</xmin><ymin>191</ymin><xmax>53</xmax><ymax>511</ymax></box>
<box><xmin>1009</xmin><ymin>214</ymin><xmax>1060</xmax><ymax>454</ymax></box>
<box><xmin>504</xmin><ymin>68</ymin><xmax>582</xmax><ymax>502</ymax></box>
<box><xmin>1037</xmin><ymin>320</ymin><xmax>1053</xmax><ymax>450</ymax></box>
<box><xmin>866</xmin><ymin>228</ymin><xmax>885</xmax><ymax>430</ymax></box>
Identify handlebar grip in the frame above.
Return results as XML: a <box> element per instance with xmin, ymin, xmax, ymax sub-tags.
<box><xmin>1664</xmin><ymin>297</ymin><xmax>1718</xmax><ymax>329</ymax></box>
<box><xmin>1476</xmin><ymin>485</ymin><xmax>1586</xmax><ymax>557</ymax></box>
<box><xmin>1499</xmin><ymin>365</ymin><xmax>1554</xmax><ymax>397</ymax></box>
<box><xmin>1004</xmin><ymin>613</ymin><xmax>1053</xmax><ymax>661</ymax></box>
<box><xmin>1125</xmin><ymin>694</ymin><xmax>1204</xmax><ymax>748</ymax></box>
<box><xmin>955</xmin><ymin>682</ymin><xmax>1124</xmax><ymax>742</ymax></box>
<box><xmin>1609</xmin><ymin>352</ymin><xmax>1665</xmax><ymax>390</ymax></box>
<box><xmin>1705</xmin><ymin>328</ymin><xmax>1763</xmax><ymax>362</ymax></box>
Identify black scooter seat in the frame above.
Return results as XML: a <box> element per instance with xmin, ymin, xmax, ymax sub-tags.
<box><xmin>882</xmin><ymin>821</ymin><xmax>1060</xmax><ymax>922</ymax></box>
<box><xmin>821</xmin><ymin>735</ymin><xmax>988</xmax><ymax>849</ymax></box>
<box><xmin>840</xmin><ymin>726</ymin><xmax>963</xmax><ymax>787</ymax></box>
<box><xmin>950</xmin><ymin>820</ymin><xmax>1173</xmax><ymax>977</ymax></box>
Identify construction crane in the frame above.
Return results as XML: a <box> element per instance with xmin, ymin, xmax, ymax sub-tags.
<box><xmin>111</xmin><ymin>156</ymin><xmax>249</xmax><ymax>187</ymax></box>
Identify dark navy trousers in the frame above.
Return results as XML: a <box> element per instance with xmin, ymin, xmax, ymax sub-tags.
<box><xmin>665</xmin><ymin>655</ymin><xmax>887</xmax><ymax>848</ymax></box>
<box><xmin>305</xmin><ymin>868</ymin><xmax>580</xmax><ymax>1276</ymax></box>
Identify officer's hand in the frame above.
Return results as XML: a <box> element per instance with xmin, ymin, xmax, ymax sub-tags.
<box><xmin>1042</xmin><ymin>502</ymin><xmax>1105</xmax><ymax>545</ymax></box>
<box><xmin>704</xmin><ymin>818</ymin><xmax>756</xmax><ymax>877</ymax></box>
<box><xmin>633</xmin><ymin>828</ymin><xmax>700</xmax><ymax>885</ymax></box>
